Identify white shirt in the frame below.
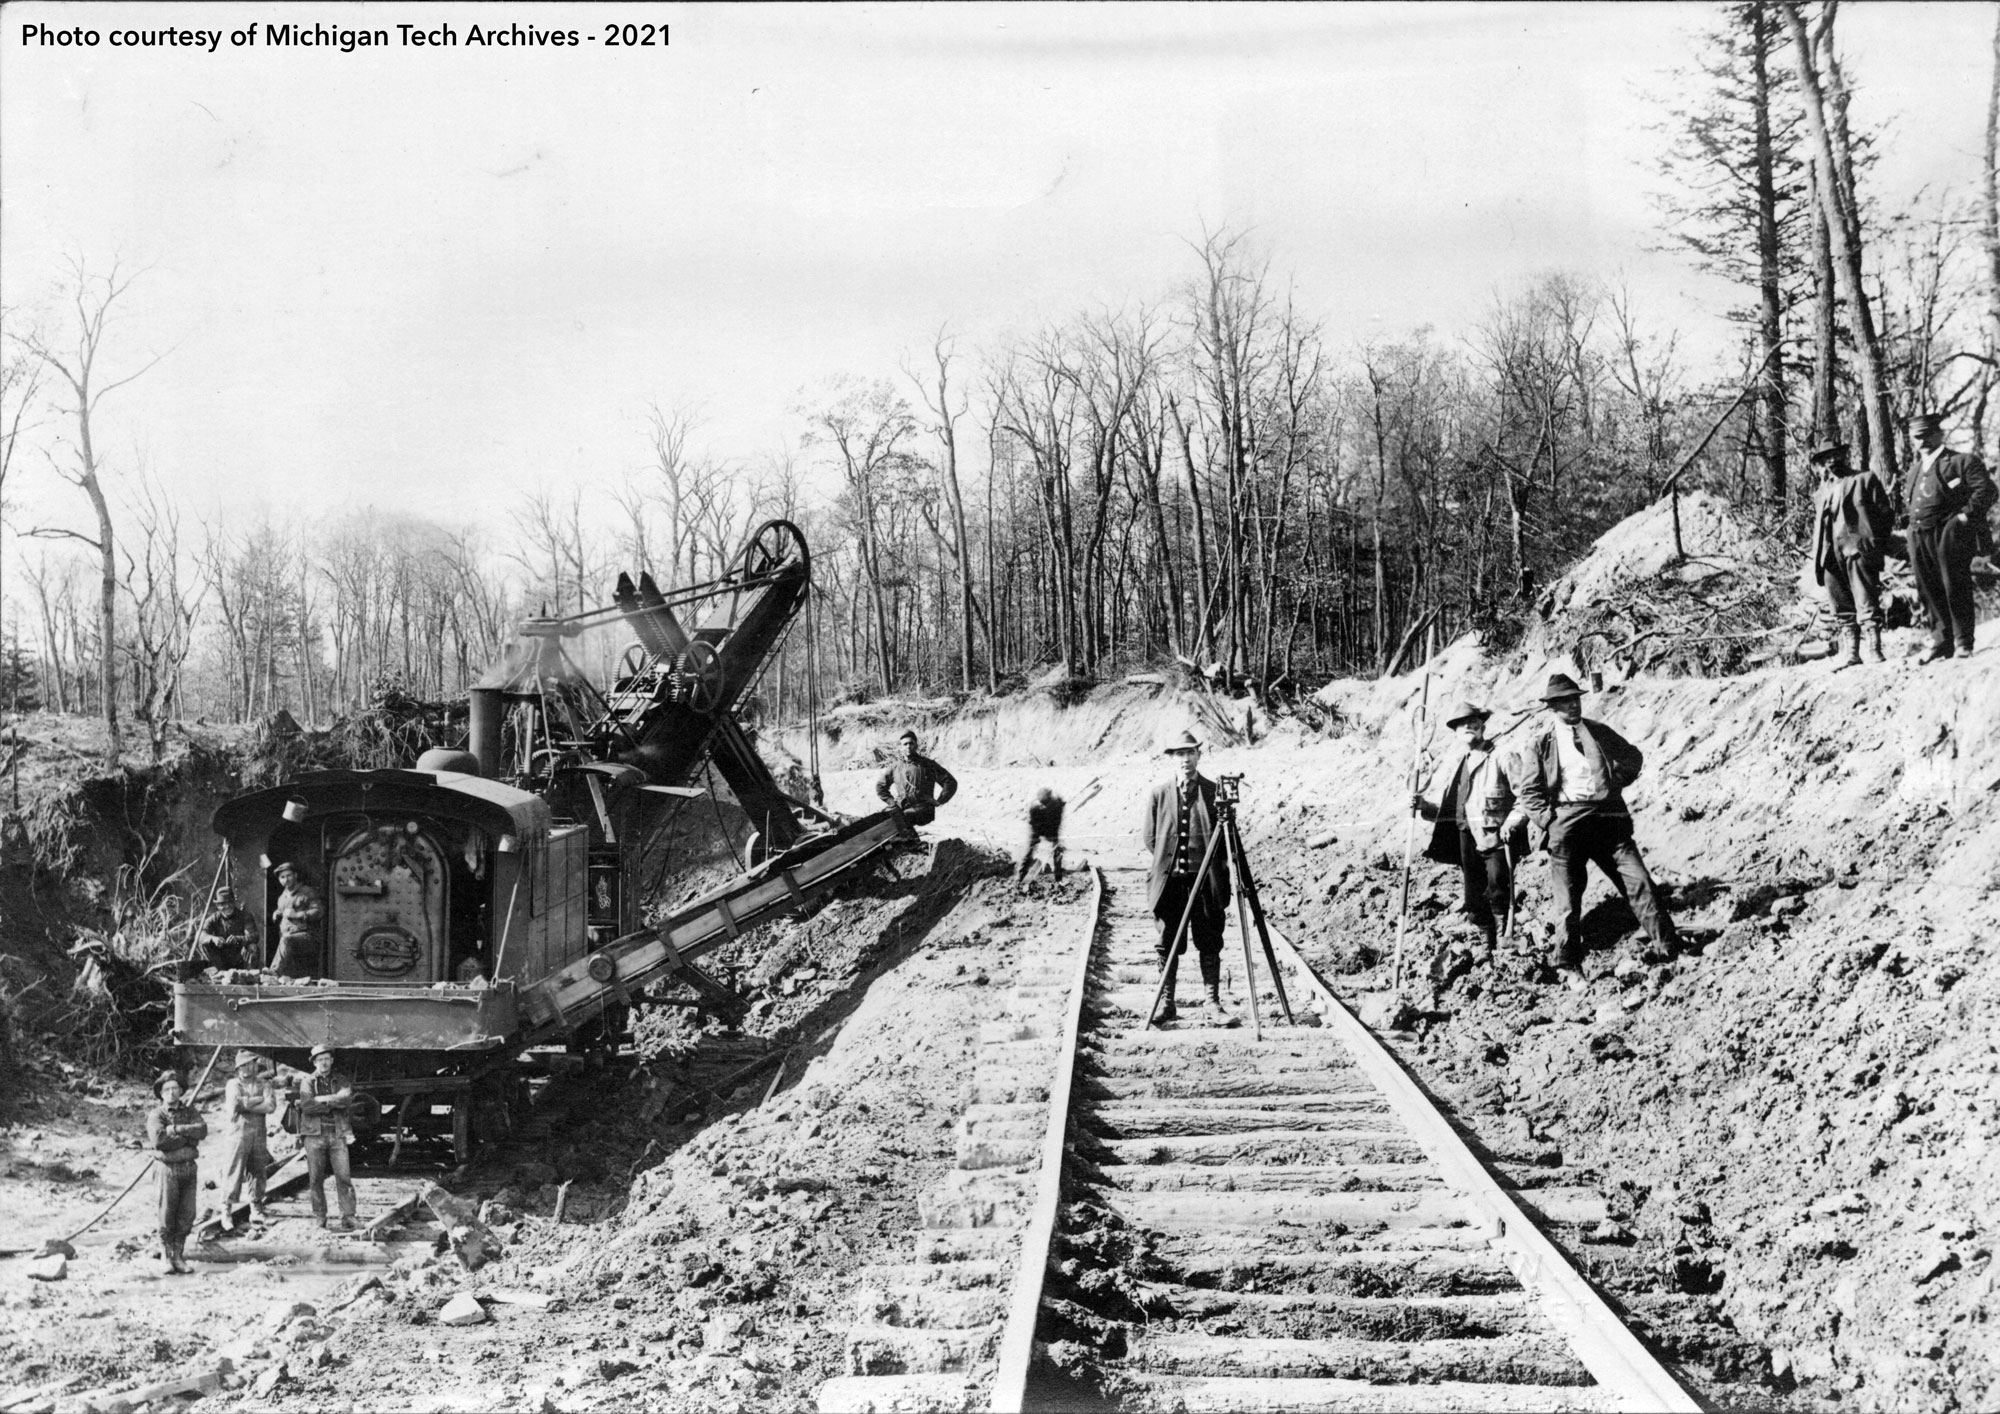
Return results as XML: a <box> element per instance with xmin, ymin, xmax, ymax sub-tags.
<box><xmin>1553</xmin><ymin>723</ymin><xmax>1610</xmax><ymax>804</ymax></box>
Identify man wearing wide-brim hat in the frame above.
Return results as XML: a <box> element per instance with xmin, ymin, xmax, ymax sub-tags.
<box><xmin>1504</xmin><ymin>674</ymin><xmax>1677</xmax><ymax>976</ymax></box>
<box><xmin>221</xmin><ymin>1048</ymin><xmax>278</xmax><ymax>1227</ymax></box>
<box><xmin>1901</xmin><ymin>409</ymin><xmax>1995</xmax><ymax>663</ymax></box>
<box><xmin>1139</xmin><ymin>730</ymin><xmax>1233</xmax><ymax>1023</ymax></box>
<box><xmin>1412</xmin><ymin>702</ymin><xmax>1523</xmax><ymax>956</ymax></box>
<box><xmin>1809</xmin><ymin>440</ymin><xmax>1894</xmax><ymax>669</ymax></box>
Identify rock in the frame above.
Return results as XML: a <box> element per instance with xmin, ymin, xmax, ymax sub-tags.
<box><xmin>37</xmin><ymin>1239</ymin><xmax>77</xmax><ymax>1260</ymax></box>
<box><xmin>1358</xmin><ymin>993</ymin><xmax>1419</xmax><ymax>1031</ymax></box>
<box><xmin>438</xmin><ymin>1293</ymin><xmax>488</xmax><ymax>1326</ymax></box>
<box><xmin>1587</xmin><ymin>1220</ymin><xmax>1633</xmax><ymax>1244</ymax></box>
<box><xmin>596</xmin><ymin>1357</ymin><xmax>639</xmax><ymax>1380</ymax></box>
<box><xmin>26</xmin><ymin>1253</ymin><xmax>67</xmax><ymax>1282</ymax></box>
<box><xmin>1910</xmin><ymin>1240</ymin><xmax>1960</xmax><ymax>1286</ymax></box>
<box><xmin>701</xmin><ymin>1313</ymin><xmax>748</xmax><ymax>1353</ymax></box>
<box><xmin>252</xmin><ymin>1366</ymin><xmax>288</xmax><ymax>1398</ymax></box>
<box><xmin>263</xmin><ymin>1300</ymin><xmax>317</xmax><ymax>1334</ymax></box>
<box><xmin>1589</xmin><ymin>1032</ymin><xmax>1636</xmax><ymax>1063</ymax></box>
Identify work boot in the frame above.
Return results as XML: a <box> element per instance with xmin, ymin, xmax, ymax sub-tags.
<box><xmin>1917</xmin><ymin>641</ymin><xmax>1954</xmax><ymax>665</ymax></box>
<box><xmin>1833</xmin><ymin>627</ymin><xmax>1861</xmax><ymax>671</ymax></box>
<box><xmin>1864</xmin><ymin>625</ymin><xmax>1885</xmax><ymax>664</ymax></box>
<box><xmin>1204</xmin><ymin>983</ymin><xmax>1241</xmax><ymax>1028</ymax></box>
<box><xmin>1152</xmin><ymin>999</ymin><xmax>1178</xmax><ymax>1025</ymax></box>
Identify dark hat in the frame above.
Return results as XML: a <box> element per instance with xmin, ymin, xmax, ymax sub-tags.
<box><xmin>310</xmin><ymin>1043</ymin><xmax>335</xmax><ymax>1060</ymax></box>
<box><xmin>1160</xmin><ymin>729</ymin><xmax>1202</xmax><ymax>754</ymax></box>
<box><xmin>214</xmin><ymin>885</ymin><xmax>237</xmax><ymax>904</ymax></box>
<box><xmin>1443</xmin><ymin>701</ymin><xmax>1490</xmax><ymax>729</ymax></box>
<box><xmin>1540</xmin><ymin>673</ymin><xmax>1586</xmax><ymax>702</ymax></box>
<box><xmin>1809</xmin><ymin>441</ymin><xmax>1850</xmax><ymax>466</ymax></box>
<box><xmin>1906</xmin><ymin>410</ymin><xmax>1945</xmax><ymax>433</ymax></box>
<box><xmin>897</xmin><ymin>729</ymin><xmax>919</xmax><ymax>744</ymax></box>
<box><xmin>275</xmin><ymin>860</ymin><xmax>299</xmax><ymax>875</ymax></box>
<box><xmin>153</xmin><ymin>1069</ymin><xmax>185</xmax><ymax>1097</ymax></box>
<box><xmin>234</xmin><ymin>1049</ymin><xmax>261</xmax><ymax>1069</ymax></box>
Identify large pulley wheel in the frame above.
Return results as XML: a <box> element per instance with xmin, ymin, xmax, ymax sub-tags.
<box><xmin>676</xmin><ymin>641</ymin><xmax>724</xmax><ymax>715</ymax></box>
<box><xmin>619</xmin><ymin>642</ymin><xmax>653</xmax><ymax>680</ymax></box>
<box><xmin>736</xmin><ymin>519</ymin><xmax>809</xmax><ymax>582</ymax></box>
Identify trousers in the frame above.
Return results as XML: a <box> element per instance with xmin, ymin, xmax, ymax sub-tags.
<box><xmin>225</xmin><ymin>1127</ymin><xmax>273</xmax><ymax>1208</ymax></box>
<box><xmin>157</xmin><ymin>1159</ymin><xmax>198</xmax><ymax>1241</ymax></box>
<box><xmin>1823</xmin><ymin>553</ymin><xmax>1884</xmax><ymax>631</ymax></box>
<box><xmin>1457</xmin><ymin>828</ymin><xmax>1513</xmax><ymax>938</ymax></box>
<box><xmin>304</xmin><ymin>1136</ymin><xmax>356</xmax><ymax>1220</ymax></box>
<box><xmin>1547</xmin><ymin>811</ymin><xmax>1675</xmax><ymax>962</ymax></box>
<box><xmin>1017</xmin><ymin>826</ymin><xmax>1064</xmax><ymax>881</ymax></box>
<box><xmin>1153</xmin><ymin>874</ymin><xmax>1225</xmax><ymax>991</ymax></box>
<box><xmin>1909</xmin><ymin>519</ymin><xmax>1978</xmax><ymax>652</ymax></box>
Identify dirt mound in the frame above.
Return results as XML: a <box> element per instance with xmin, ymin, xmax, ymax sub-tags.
<box><xmin>1522</xmin><ymin>491</ymin><xmax>1808</xmax><ymax>680</ymax></box>
<box><xmin>772</xmin><ymin>677</ymin><xmax>1272</xmax><ymax>776</ymax></box>
<box><xmin>1270</xmin><ymin>646</ymin><xmax>2000</xmax><ymax>1411</ymax></box>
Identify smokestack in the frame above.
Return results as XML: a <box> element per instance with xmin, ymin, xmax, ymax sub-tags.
<box><xmin>469</xmin><ymin>687</ymin><xmax>502</xmax><ymax>778</ymax></box>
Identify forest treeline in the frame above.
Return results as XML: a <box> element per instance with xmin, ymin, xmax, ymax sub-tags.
<box><xmin>3</xmin><ymin>3</ymin><xmax>1997</xmax><ymax>759</ymax></box>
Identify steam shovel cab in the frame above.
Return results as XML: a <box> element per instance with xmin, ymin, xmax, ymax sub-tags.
<box><xmin>175</xmin><ymin>768</ymin><xmax>596</xmax><ymax>1166</ymax></box>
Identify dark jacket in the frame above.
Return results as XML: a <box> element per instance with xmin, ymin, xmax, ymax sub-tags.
<box><xmin>1511</xmin><ymin>717</ymin><xmax>1646</xmax><ymax>838</ymax></box>
<box><xmin>1026</xmin><ymin>794</ymin><xmax>1065</xmax><ymax>841</ymax></box>
<box><xmin>1419</xmin><ymin>747</ymin><xmax>1522</xmax><ymax>866</ymax></box>
<box><xmin>876</xmin><ymin>754</ymin><xmax>958</xmax><ymax>812</ymax></box>
<box><xmin>1904</xmin><ymin>447</ymin><xmax>1996</xmax><ymax>531</ymax></box>
<box><xmin>146</xmin><ymin>1102</ymin><xmax>207</xmax><ymax>1168</ymax></box>
<box><xmin>1811</xmin><ymin>470</ymin><xmax>1895</xmax><ymax>580</ymax></box>
<box><xmin>1141</xmin><ymin>775</ymin><xmax>1231</xmax><ymax>913</ymax></box>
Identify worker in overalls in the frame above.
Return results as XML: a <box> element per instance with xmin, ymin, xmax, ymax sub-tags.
<box><xmin>222</xmin><ymin>1050</ymin><xmax>278</xmax><ymax>1227</ymax></box>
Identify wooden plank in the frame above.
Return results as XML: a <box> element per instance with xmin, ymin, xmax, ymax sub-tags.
<box><xmin>1261</xmin><ymin>921</ymin><xmax>1702</xmax><ymax>1414</ymax></box>
<box><xmin>991</xmin><ymin>868</ymin><xmax>1103</xmax><ymax>1413</ymax></box>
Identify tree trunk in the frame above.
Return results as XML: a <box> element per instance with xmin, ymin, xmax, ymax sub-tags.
<box><xmin>1810</xmin><ymin>158</ymin><xmax>1840</xmax><ymax>450</ymax></box>
<box><xmin>1784</xmin><ymin>4</ymin><xmax>1898</xmax><ymax>490</ymax></box>
<box><xmin>1750</xmin><ymin>2</ymin><xmax>1790</xmax><ymax>508</ymax></box>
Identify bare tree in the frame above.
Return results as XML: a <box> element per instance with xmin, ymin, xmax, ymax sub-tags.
<box><xmin>801</xmin><ymin>378</ymin><xmax>918</xmax><ymax>696</ymax></box>
<box><xmin>1783</xmin><ymin>4</ymin><xmax>1898</xmax><ymax>486</ymax></box>
<box><xmin>122</xmin><ymin>473</ymin><xmax>204</xmax><ymax>759</ymax></box>
<box><xmin>907</xmin><ymin>331</ymin><xmax>979</xmax><ymax>691</ymax></box>
<box><xmin>14</xmin><ymin>260</ymin><xmax>168</xmax><ymax>756</ymax></box>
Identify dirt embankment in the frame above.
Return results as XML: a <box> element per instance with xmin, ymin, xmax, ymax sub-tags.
<box><xmin>1238</xmin><ymin>644</ymin><xmax>1998</xmax><ymax>1413</ymax></box>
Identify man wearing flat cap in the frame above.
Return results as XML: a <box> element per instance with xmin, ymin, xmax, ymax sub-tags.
<box><xmin>1902</xmin><ymin>410</ymin><xmax>1994</xmax><ymax>663</ymax></box>
<box><xmin>876</xmin><ymin>729</ymin><xmax>958</xmax><ymax>827</ymax></box>
<box><xmin>1506</xmin><ymin>675</ymin><xmax>1677</xmax><ymax>976</ymax></box>
<box><xmin>1140</xmin><ymin>731</ymin><xmax>1232</xmax><ymax>1023</ymax></box>
<box><xmin>1412</xmin><ymin>702</ymin><xmax>1521</xmax><ymax>955</ymax></box>
<box><xmin>283</xmin><ymin>1044</ymin><xmax>358</xmax><ymax>1230</ymax></box>
<box><xmin>1809</xmin><ymin>441</ymin><xmax>1895</xmax><ymax>669</ymax></box>
<box><xmin>197</xmin><ymin>885</ymin><xmax>259</xmax><ymax>974</ymax></box>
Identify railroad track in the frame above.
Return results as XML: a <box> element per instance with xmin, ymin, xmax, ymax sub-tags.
<box><xmin>819</xmin><ymin>865</ymin><xmax>1702</xmax><ymax>1414</ymax></box>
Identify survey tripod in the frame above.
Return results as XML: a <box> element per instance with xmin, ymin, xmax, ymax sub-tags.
<box><xmin>1144</xmin><ymin>773</ymin><xmax>1295</xmax><ymax>1040</ymax></box>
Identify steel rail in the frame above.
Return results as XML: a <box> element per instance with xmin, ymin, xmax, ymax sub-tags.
<box><xmin>1261</xmin><ymin>918</ymin><xmax>1706</xmax><ymax>1414</ymax></box>
<box><xmin>989</xmin><ymin>867</ymin><xmax>1105</xmax><ymax>1414</ymax></box>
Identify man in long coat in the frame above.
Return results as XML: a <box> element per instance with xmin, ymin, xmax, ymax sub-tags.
<box><xmin>1140</xmin><ymin>731</ymin><xmax>1232</xmax><ymax>1023</ymax></box>
<box><xmin>1506</xmin><ymin>674</ymin><xmax>1678</xmax><ymax>977</ymax></box>
<box><xmin>1809</xmin><ymin>441</ymin><xmax>1895</xmax><ymax>669</ymax></box>
<box><xmin>1902</xmin><ymin>409</ymin><xmax>1996</xmax><ymax>663</ymax></box>
<box><xmin>1412</xmin><ymin>701</ymin><xmax>1521</xmax><ymax>955</ymax></box>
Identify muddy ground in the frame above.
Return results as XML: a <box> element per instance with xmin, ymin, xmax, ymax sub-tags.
<box><xmin>5</xmin><ymin>618</ymin><xmax>1998</xmax><ymax>1412</ymax></box>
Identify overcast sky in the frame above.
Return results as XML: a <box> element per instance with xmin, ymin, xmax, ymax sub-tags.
<box><xmin>3</xmin><ymin>1</ymin><xmax>1994</xmax><ymax>571</ymax></box>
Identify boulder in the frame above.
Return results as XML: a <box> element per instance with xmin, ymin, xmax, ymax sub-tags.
<box><xmin>438</xmin><ymin>1293</ymin><xmax>488</xmax><ymax>1327</ymax></box>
